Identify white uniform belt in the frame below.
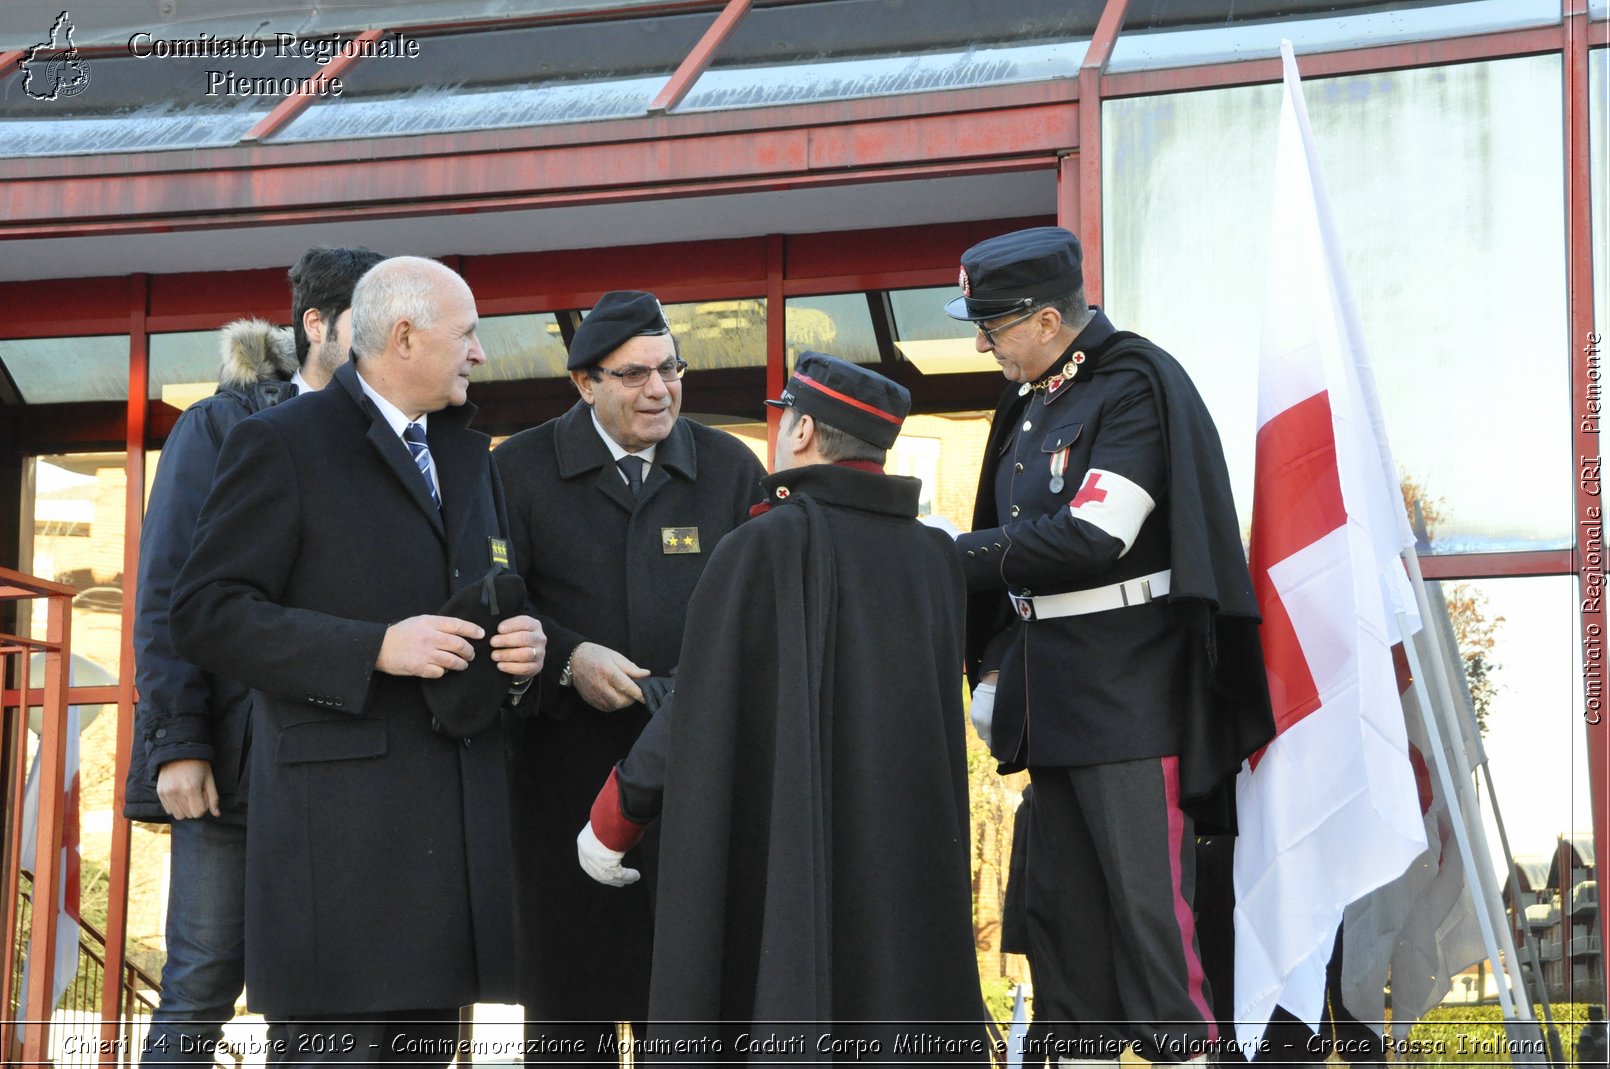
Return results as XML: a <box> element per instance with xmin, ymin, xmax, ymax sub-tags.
<box><xmin>1009</xmin><ymin>569</ymin><xmax>1172</xmax><ymax>622</ymax></box>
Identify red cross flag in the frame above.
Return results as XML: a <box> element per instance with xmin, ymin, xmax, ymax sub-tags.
<box><xmin>1233</xmin><ymin>42</ymin><xmax>1429</xmax><ymax>1049</ymax></box>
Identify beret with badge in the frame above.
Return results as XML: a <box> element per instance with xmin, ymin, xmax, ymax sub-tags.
<box><xmin>567</xmin><ymin>290</ymin><xmax>672</xmax><ymax>371</ymax></box>
<box><xmin>764</xmin><ymin>351</ymin><xmax>911</xmax><ymax>450</ymax></box>
<box><xmin>945</xmin><ymin>226</ymin><xmax>1084</xmax><ymax>322</ymax></box>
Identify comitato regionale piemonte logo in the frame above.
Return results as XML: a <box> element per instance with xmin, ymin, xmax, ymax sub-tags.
<box><xmin>20</xmin><ymin>11</ymin><xmax>91</xmax><ymax>101</ymax></box>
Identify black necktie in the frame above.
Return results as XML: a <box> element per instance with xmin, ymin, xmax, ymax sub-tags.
<box><xmin>617</xmin><ymin>455</ymin><xmax>646</xmax><ymax>498</ymax></box>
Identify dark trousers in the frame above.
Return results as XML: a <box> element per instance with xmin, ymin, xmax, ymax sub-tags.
<box><xmin>521</xmin><ymin>1020</ymin><xmax>643</xmax><ymax>1068</ymax></box>
<box><xmin>279</xmin><ymin>1009</ymin><xmax>458</xmax><ymax>1069</ymax></box>
<box><xmin>1023</xmin><ymin>757</ymin><xmax>1215</xmax><ymax>1064</ymax></box>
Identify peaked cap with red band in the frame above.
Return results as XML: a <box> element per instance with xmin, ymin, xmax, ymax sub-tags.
<box><xmin>764</xmin><ymin>351</ymin><xmax>910</xmax><ymax>450</ymax></box>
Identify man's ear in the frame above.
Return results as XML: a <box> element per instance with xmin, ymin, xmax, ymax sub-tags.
<box><xmin>793</xmin><ymin>412</ymin><xmax>816</xmax><ymax>450</ymax></box>
<box><xmin>570</xmin><ymin>369</ymin><xmax>596</xmax><ymax>405</ymax></box>
<box><xmin>390</xmin><ymin>317</ymin><xmax>414</xmax><ymax>358</ymax></box>
<box><xmin>1035</xmin><ymin>305</ymin><xmax>1063</xmax><ymax>342</ymax></box>
<box><xmin>302</xmin><ymin>307</ymin><xmax>326</xmax><ymax>345</ymax></box>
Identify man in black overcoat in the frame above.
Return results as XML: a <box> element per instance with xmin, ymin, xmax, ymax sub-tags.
<box><xmin>493</xmin><ymin>291</ymin><xmax>765</xmax><ymax>1059</ymax></box>
<box><xmin>127</xmin><ymin>245</ymin><xmax>383</xmax><ymax>1066</ymax></box>
<box><xmin>579</xmin><ymin>353</ymin><xmax>988</xmax><ymax>1063</ymax></box>
<box><xmin>948</xmin><ymin>227</ymin><xmax>1274</xmax><ymax>1065</ymax></box>
<box><xmin>172</xmin><ymin>256</ymin><xmax>546</xmax><ymax>1063</ymax></box>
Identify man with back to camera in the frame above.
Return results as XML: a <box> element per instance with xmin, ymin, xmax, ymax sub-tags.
<box><xmin>170</xmin><ymin>256</ymin><xmax>543</xmax><ymax>1064</ymax></box>
<box><xmin>125</xmin><ymin>244</ymin><xmax>382</xmax><ymax>1064</ymax></box>
<box><xmin>577</xmin><ymin>353</ymin><xmax>987</xmax><ymax>1062</ymax></box>
<box><xmin>947</xmin><ymin>226</ymin><xmax>1274</xmax><ymax>1066</ymax></box>
<box><xmin>494</xmin><ymin>290</ymin><xmax>765</xmax><ymax>1060</ymax></box>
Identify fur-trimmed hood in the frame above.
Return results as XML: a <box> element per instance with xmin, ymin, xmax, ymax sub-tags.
<box><xmin>218</xmin><ymin>317</ymin><xmax>297</xmax><ymax>390</ymax></box>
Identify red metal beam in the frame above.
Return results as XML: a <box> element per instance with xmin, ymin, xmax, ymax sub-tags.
<box><xmin>1</xmin><ymin>77</ymin><xmax>1078</xmax><ymax>185</ymax></box>
<box><xmin>1056</xmin><ymin>153</ymin><xmax>1079</xmax><ymax>242</ymax></box>
<box><xmin>241</xmin><ymin>28</ymin><xmax>383</xmax><ymax>143</ymax></box>
<box><xmin>0</xmin><ymin>50</ymin><xmax>22</xmax><ymax>86</ymax></box>
<box><xmin>0</xmin><ymin>686</ymin><xmax>121</xmax><ymax>708</ymax></box>
<box><xmin>1078</xmin><ymin>0</ymin><xmax>1131</xmax><ymax>305</ymax></box>
<box><xmin>649</xmin><ymin>0</ymin><xmax>751</xmax><ymax>113</ymax></box>
<box><xmin>0</xmin><ymin>647</ymin><xmax>32</xmax><ymax>1060</ymax></box>
<box><xmin>766</xmin><ymin>233</ymin><xmax>785</xmax><ymax>465</ymax></box>
<box><xmin>20</xmin><ymin>596</ymin><xmax>69</xmax><ymax>1064</ymax></box>
<box><xmin>1102</xmin><ymin>23</ymin><xmax>1565</xmax><ymax>99</ymax></box>
<box><xmin>100</xmin><ymin>277</ymin><xmax>147</xmax><ymax>1060</ymax></box>
<box><xmin>1414</xmin><ymin>549</ymin><xmax>1575</xmax><ymax>580</ymax></box>
<box><xmin>1563</xmin><ymin>0</ymin><xmax>1606</xmax><ymax>1003</ymax></box>
<box><xmin>0</xmin><ymin>150</ymin><xmax>1060</xmax><ymax>241</ymax></box>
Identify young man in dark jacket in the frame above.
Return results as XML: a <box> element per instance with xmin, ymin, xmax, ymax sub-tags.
<box><xmin>125</xmin><ymin>245</ymin><xmax>382</xmax><ymax>1064</ymax></box>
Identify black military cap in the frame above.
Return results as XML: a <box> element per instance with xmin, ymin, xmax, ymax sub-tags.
<box><xmin>764</xmin><ymin>351</ymin><xmax>910</xmax><ymax>450</ymax></box>
<box><xmin>567</xmin><ymin>290</ymin><xmax>671</xmax><ymax>370</ymax></box>
<box><xmin>420</xmin><ymin>566</ymin><xmax>529</xmax><ymax>740</ymax></box>
<box><xmin>944</xmin><ymin>226</ymin><xmax>1083</xmax><ymax>321</ymax></box>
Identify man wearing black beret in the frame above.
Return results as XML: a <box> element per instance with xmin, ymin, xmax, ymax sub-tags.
<box><xmin>493</xmin><ymin>290</ymin><xmax>765</xmax><ymax>1062</ymax></box>
<box><xmin>577</xmin><ymin>353</ymin><xmax>988</xmax><ymax>1059</ymax></box>
<box><xmin>949</xmin><ymin>227</ymin><xmax>1274</xmax><ymax>1065</ymax></box>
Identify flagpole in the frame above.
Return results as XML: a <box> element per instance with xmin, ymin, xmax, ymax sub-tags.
<box><xmin>1481</xmin><ymin>757</ymin><xmax>1569</xmax><ymax>1064</ymax></box>
<box><xmin>1400</xmin><ymin>553</ymin><xmax>1554</xmax><ymax>1061</ymax></box>
<box><xmin>1405</xmin><ymin>523</ymin><xmax>1565</xmax><ymax>1060</ymax></box>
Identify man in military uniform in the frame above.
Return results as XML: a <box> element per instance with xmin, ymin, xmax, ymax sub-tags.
<box><xmin>577</xmin><ymin>353</ymin><xmax>986</xmax><ymax>1061</ymax></box>
<box><xmin>948</xmin><ymin>227</ymin><xmax>1273</xmax><ymax>1065</ymax></box>
<box><xmin>494</xmin><ymin>290</ymin><xmax>765</xmax><ymax>1061</ymax></box>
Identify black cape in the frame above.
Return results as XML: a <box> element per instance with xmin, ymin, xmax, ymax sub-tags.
<box><xmin>1102</xmin><ymin>333</ymin><xmax>1275</xmax><ymax>830</ymax></box>
<box><xmin>642</xmin><ymin>463</ymin><xmax>989</xmax><ymax>1063</ymax></box>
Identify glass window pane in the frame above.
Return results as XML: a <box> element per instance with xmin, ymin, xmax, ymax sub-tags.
<box><xmin>576</xmin><ymin>298</ymin><xmax>768</xmax><ymax>371</ymax></box>
<box><xmin>684</xmin><ymin>0</ymin><xmax>1096</xmax><ymax>111</ymax></box>
<box><xmin>1426</xmin><ymin>577</ymin><xmax>1592</xmax><ymax>885</ymax></box>
<box><xmin>1</xmin><ymin>336</ymin><xmax>129</xmax><ymax>403</ymax></box>
<box><xmin>150</xmin><ymin>330</ymin><xmax>231</xmax><ymax>408</ymax></box>
<box><xmin>888</xmin><ymin>287</ymin><xmax>1000</xmax><ymax>376</ymax></box>
<box><xmin>1109</xmin><ymin>0</ymin><xmax>1558</xmax><ymax>73</ymax></box>
<box><xmin>274</xmin><ymin>15</ymin><xmax>716</xmax><ymax>142</ymax></box>
<box><xmin>0</xmin><ymin>39</ymin><xmax>323</xmax><ymax>156</ymax></box>
<box><xmin>693</xmin><ymin>418</ymin><xmax>769</xmax><ymax>470</ymax></box>
<box><xmin>1124</xmin><ymin>0</ymin><xmax>1470</xmax><ymax>33</ymax></box>
<box><xmin>1102</xmin><ymin>55</ymin><xmax>1569</xmax><ymax>553</ymax></box>
<box><xmin>23</xmin><ymin>451</ymin><xmax>130</xmax><ymax>971</ymax></box>
<box><xmin>785</xmin><ymin>294</ymin><xmax>880</xmax><ymax>367</ymax></box>
<box><xmin>899</xmin><ymin>411</ymin><xmax>994</xmax><ymax>533</ymax></box>
<box><xmin>473</xmin><ymin>313</ymin><xmax>570</xmax><ymax>382</ymax></box>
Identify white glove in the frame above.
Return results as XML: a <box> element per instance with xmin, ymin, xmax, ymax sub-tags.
<box><xmin>970</xmin><ymin>680</ymin><xmax>996</xmax><ymax>749</ymax></box>
<box><xmin>577</xmin><ymin>822</ymin><xmax>641</xmax><ymax>887</ymax></box>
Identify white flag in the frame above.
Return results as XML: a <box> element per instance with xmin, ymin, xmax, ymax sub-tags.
<box><xmin>1234</xmin><ymin>41</ymin><xmax>1428</xmax><ymax>1050</ymax></box>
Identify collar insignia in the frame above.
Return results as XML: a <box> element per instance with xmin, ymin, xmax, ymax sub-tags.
<box><xmin>1018</xmin><ymin>351</ymin><xmax>1086</xmax><ymax>397</ymax></box>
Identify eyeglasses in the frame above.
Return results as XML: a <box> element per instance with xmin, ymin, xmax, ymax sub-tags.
<box><xmin>597</xmin><ymin>358</ymin><xmax>689</xmax><ymax>388</ymax></box>
<box><xmin>976</xmin><ymin>306</ymin><xmax>1041</xmax><ymax>347</ymax></box>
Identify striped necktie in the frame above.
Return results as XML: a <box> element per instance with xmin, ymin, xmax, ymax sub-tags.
<box><xmin>403</xmin><ymin>422</ymin><xmax>441</xmax><ymax>508</ymax></box>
